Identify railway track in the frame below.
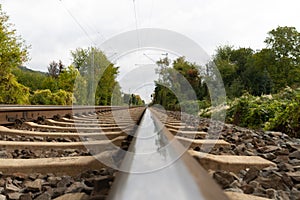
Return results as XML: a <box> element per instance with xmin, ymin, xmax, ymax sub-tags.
<box><xmin>0</xmin><ymin>106</ymin><xmax>299</xmax><ymax>199</ymax></box>
<box><xmin>0</xmin><ymin>106</ymin><xmax>125</xmax><ymax>125</ymax></box>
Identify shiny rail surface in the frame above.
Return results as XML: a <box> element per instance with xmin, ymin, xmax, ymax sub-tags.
<box><xmin>108</xmin><ymin>108</ymin><xmax>229</xmax><ymax>200</ymax></box>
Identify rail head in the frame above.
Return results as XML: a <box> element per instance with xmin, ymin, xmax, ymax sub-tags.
<box><xmin>107</xmin><ymin>108</ymin><xmax>229</xmax><ymax>200</ymax></box>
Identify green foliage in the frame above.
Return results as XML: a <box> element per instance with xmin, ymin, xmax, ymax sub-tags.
<box><xmin>71</xmin><ymin>48</ymin><xmax>89</xmax><ymax>72</ymax></box>
<box><xmin>58</xmin><ymin>65</ymin><xmax>79</xmax><ymax>92</ymax></box>
<box><xmin>152</xmin><ymin>83</ymin><xmax>178</xmax><ymax>110</ymax></box>
<box><xmin>51</xmin><ymin>90</ymin><xmax>73</xmax><ymax>105</ymax></box>
<box><xmin>265</xmin><ymin>26</ymin><xmax>300</xmax><ymax>62</ymax></box>
<box><xmin>0</xmin><ymin>5</ymin><xmax>30</xmax><ymax>104</ymax></box>
<box><xmin>0</xmin><ymin>6</ymin><xmax>29</xmax><ymax>76</ymax></box>
<box><xmin>152</xmin><ymin>56</ymin><xmax>207</xmax><ymax>110</ymax></box>
<box><xmin>73</xmin><ymin>75</ymin><xmax>87</xmax><ymax>105</ymax></box>
<box><xmin>95</xmin><ymin>64</ymin><xmax>119</xmax><ymax>105</ymax></box>
<box><xmin>71</xmin><ymin>47</ymin><xmax>121</xmax><ymax>105</ymax></box>
<box><xmin>264</xmin><ymin>26</ymin><xmax>300</xmax><ymax>91</ymax></box>
<box><xmin>225</xmin><ymin>88</ymin><xmax>300</xmax><ymax>137</ymax></box>
<box><xmin>121</xmin><ymin>93</ymin><xmax>145</xmax><ymax>106</ymax></box>
<box><xmin>214</xmin><ymin>27</ymin><xmax>300</xmax><ymax>97</ymax></box>
<box><xmin>265</xmin><ymin>88</ymin><xmax>300</xmax><ymax>137</ymax></box>
<box><xmin>129</xmin><ymin>94</ymin><xmax>145</xmax><ymax>106</ymax></box>
<box><xmin>42</xmin><ymin>77</ymin><xmax>59</xmax><ymax>92</ymax></box>
<box><xmin>226</xmin><ymin>94</ymin><xmax>283</xmax><ymax>128</ymax></box>
<box><xmin>243</xmin><ymin>49</ymin><xmax>274</xmax><ymax>95</ymax></box>
<box><xmin>14</xmin><ymin>68</ymin><xmax>59</xmax><ymax>93</ymax></box>
<box><xmin>12</xmin><ymin>66</ymin><xmax>48</xmax><ymax>91</ymax></box>
<box><xmin>0</xmin><ymin>73</ymin><xmax>30</xmax><ymax>104</ymax></box>
<box><xmin>214</xmin><ymin>46</ymin><xmax>255</xmax><ymax>98</ymax></box>
<box><xmin>12</xmin><ymin>48</ymin><xmax>122</xmax><ymax>106</ymax></box>
<box><xmin>30</xmin><ymin>89</ymin><xmax>53</xmax><ymax>105</ymax></box>
<box><xmin>30</xmin><ymin>89</ymin><xmax>72</xmax><ymax>105</ymax></box>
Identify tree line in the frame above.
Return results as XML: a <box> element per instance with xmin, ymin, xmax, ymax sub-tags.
<box><xmin>151</xmin><ymin>26</ymin><xmax>300</xmax><ymax>136</ymax></box>
<box><xmin>0</xmin><ymin>6</ymin><xmax>145</xmax><ymax>106</ymax></box>
<box><xmin>152</xmin><ymin>26</ymin><xmax>300</xmax><ymax>107</ymax></box>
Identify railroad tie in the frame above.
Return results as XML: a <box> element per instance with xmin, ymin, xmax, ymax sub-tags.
<box><xmin>189</xmin><ymin>150</ymin><xmax>276</xmax><ymax>173</ymax></box>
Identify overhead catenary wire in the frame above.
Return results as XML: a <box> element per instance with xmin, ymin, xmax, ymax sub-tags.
<box><xmin>60</xmin><ymin>0</ymin><xmax>121</xmax><ymax>63</ymax></box>
<box><xmin>59</xmin><ymin>0</ymin><xmax>96</xmax><ymax>46</ymax></box>
<box><xmin>132</xmin><ymin>0</ymin><xmax>141</xmax><ymax>50</ymax></box>
<box><xmin>58</xmin><ymin>0</ymin><xmax>119</xmax><ymax>66</ymax></box>
<box><xmin>59</xmin><ymin>0</ymin><xmax>98</xmax><ymax>104</ymax></box>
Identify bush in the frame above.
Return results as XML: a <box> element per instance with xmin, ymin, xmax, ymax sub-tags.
<box><xmin>52</xmin><ymin>90</ymin><xmax>73</xmax><ymax>105</ymax></box>
<box><xmin>226</xmin><ymin>94</ymin><xmax>284</xmax><ymax>129</ymax></box>
<box><xmin>180</xmin><ymin>100</ymin><xmax>211</xmax><ymax>115</ymax></box>
<box><xmin>265</xmin><ymin>89</ymin><xmax>300</xmax><ymax>137</ymax></box>
<box><xmin>30</xmin><ymin>90</ymin><xmax>52</xmax><ymax>105</ymax></box>
<box><xmin>30</xmin><ymin>89</ymin><xmax>73</xmax><ymax>105</ymax></box>
<box><xmin>0</xmin><ymin>74</ymin><xmax>30</xmax><ymax>104</ymax></box>
<box><xmin>225</xmin><ymin>87</ymin><xmax>300</xmax><ymax>137</ymax></box>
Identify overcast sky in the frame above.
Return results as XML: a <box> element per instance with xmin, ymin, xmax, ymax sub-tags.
<box><xmin>1</xmin><ymin>0</ymin><xmax>300</xmax><ymax>102</ymax></box>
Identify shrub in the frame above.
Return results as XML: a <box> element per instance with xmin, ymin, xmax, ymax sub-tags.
<box><xmin>0</xmin><ymin>74</ymin><xmax>30</xmax><ymax>104</ymax></box>
<box><xmin>30</xmin><ymin>89</ymin><xmax>52</xmax><ymax>105</ymax></box>
<box><xmin>225</xmin><ymin>87</ymin><xmax>300</xmax><ymax>137</ymax></box>
<box><xmin>265</xmin><ymin>91</ymin><xmax>300</xmax><ymax>137</ymax></box>
<box><xmin>30</xmin><ymin>89</ymin><xmax>73</xmax><ymax>105</ymax></box>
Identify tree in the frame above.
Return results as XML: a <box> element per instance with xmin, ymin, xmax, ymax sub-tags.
<box><xmin>71</xmin><ymin>48</ymin><xmax>89</xmax><ymax>72</ymax></box>
<box><xmin>128</xmin><ymin>94</ymin><xmax>144</xmax><ymax>106</ymax></box>
<box><xmin>0</xmin><ymin>6</ymin><xmax>29</xmax><ymax>76</ymax></box>
<box><xmin>0</xmin><ymin>5</ymin><xmax>30</xmax><ymax>104</ymax></box>
<box><xmin>213</xmin><ymin>46</ymin><xmax>258</xmax><ymax>97</ymax></box>
<box><xmin>12</xmin><ymin>66</ymin><xmax>48</xmax><ymax>91</ymax></box>
<box><xmin>265</xmin><ymin>26</ymin><xmax>300</xmax><ymax>62</ymax></box>
<box><xmin>58</xmin><ymin>60</ymin><xmax>64</xmax><ymax>74</ymax></box>
<box><xmin>57</xmin><ymin>64</ymin><xmax>90</xmax><ymax>105</ymax></box>
<box><xmin>214</xmin><ymin>46</ymin><xmax>242</xmax><ymax>97</ymax></box>
<box><xmin>152</xmin><ymin>56</ymin><xmax>206</xmax><ymax>110</ymax></box>
<box><xmin>0</xmin><ymin>74</ymin><xmax>30</xmax><ymax>104</ymax></box>
<box><xmin>58</xmin><ymin>65</ymin><xmax>79</xmax><ymax>92</ymax></box>
<box><xmin>244</xmin><ymin>49</ymin><xmax>275</xmax><ymax>94</ymax></box>
<box><xmin>213</xmin><ymin>46</ymin><xmax>238</xmax><ymax>97</ymax></box>
<box><xmin>264</xmin><ymin>26</ymin><xmax>300</xmax><ymax>89</ymax></box>
<box><xmin>173</xmin><ymin>57</ymin><xmax>203</xmax><ymax>99</ymax></box>
<box><xmin>48</xmin><ymin>60</ymin><xmax>64</xmax><ymax>78</ymax></box>
<box><xmin>71</xmin><ymin>47</ymin><xmax>121</xmax><ymax>105</ymax></box>
<box><xmin>95</xmin><ymin>63</ymin><xmax>120</xmax><ymax>105</ymax></box>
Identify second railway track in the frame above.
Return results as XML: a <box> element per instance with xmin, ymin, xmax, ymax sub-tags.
<box><xmin>0</xmin><ymin>106</ymin><xmax>299</xmax><ymax>199</ymax></box>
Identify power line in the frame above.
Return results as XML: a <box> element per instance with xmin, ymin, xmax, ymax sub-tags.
<box><xmin>60</xmin><ymin>1</ymin><xmax>119</xmax><ymax>62</ymax></box>
<box><xmin>143</xmin><ymin>53</ymin><xmax>157</xmax><ymax>63</ymax></box>
<box><xmin>132</xmin><ymin>0</ymin><xmax>141</xmax><ymax>49</ymax></box>
<box><xmin>59</xmin><ymin>0</ymin><xmax>96</xmax><ymax>46</ymax></box>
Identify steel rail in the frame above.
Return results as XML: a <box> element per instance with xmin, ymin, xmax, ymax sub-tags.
<box><xmin>107</xmin><ymin>108</ymin><xmax>229</xmax><ymax>200</ymax></box>
<box><xmin>0</xmin><ymin>107</ymin><xmax>147</xmax><ymax>177</ymax></box>
<box><xmin>0</xmin><ymin>105</ymin><xmax>142</xmax><ymax>125</ymax></box>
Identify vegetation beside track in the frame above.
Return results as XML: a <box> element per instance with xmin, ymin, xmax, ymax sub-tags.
<box><xmin>151</xmin><ymin>26</ymin><xmax>300</xmax><ymax>137</ymax></box>
<box><xmin>0</xmin><ymin>6</ymin><xmax>145</xmax><ymax>107</ymax></box>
